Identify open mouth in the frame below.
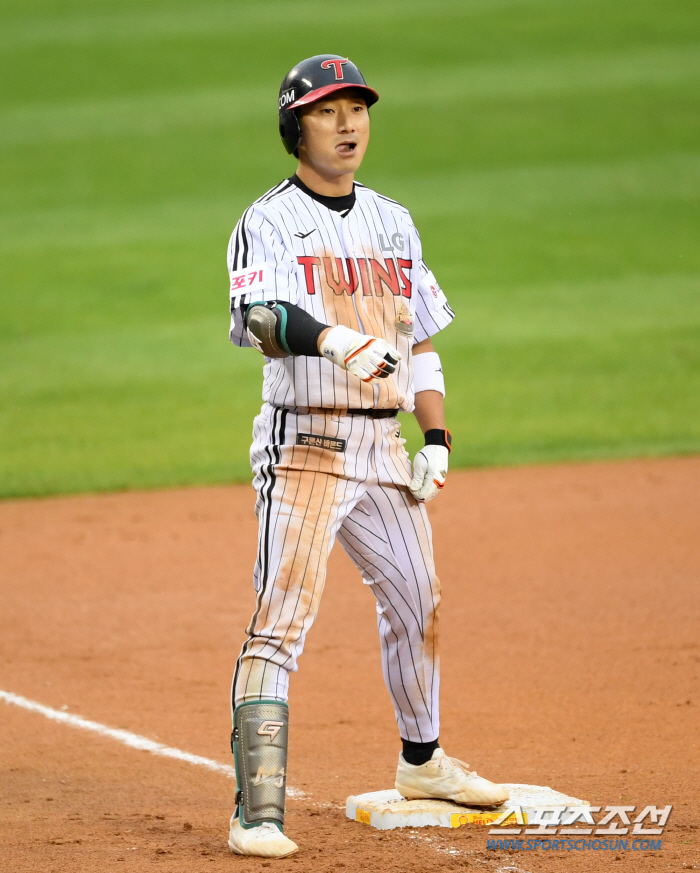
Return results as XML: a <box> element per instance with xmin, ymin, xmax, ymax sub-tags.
<box><xmin>336</xmin><ymin>141</ymin><xmax>357</xmax><ymax>156</ymax></box>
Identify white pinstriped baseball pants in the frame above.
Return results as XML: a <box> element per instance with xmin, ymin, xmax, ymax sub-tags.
<box><xmin>232</xmin><ymin>402</ymin><xmax>441</xmax><ymax>743</ymax></box>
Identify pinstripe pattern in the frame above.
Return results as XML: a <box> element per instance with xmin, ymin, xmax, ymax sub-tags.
<box><xmin>228</xmin><ymin>179</ymin><xmax>454</xmax><ymax>745</ymax></box>
<box><xmin>231</xmin><ymin>402</ymin><xmax>441</xmax><ymax>743</ymax></box>
<box><xmin>227</xmin><ymin>179</ymin><xmax>454</xmax><ymax>412</ymax></box>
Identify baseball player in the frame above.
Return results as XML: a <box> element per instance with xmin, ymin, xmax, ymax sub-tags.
<box><xmin>226</xmin><ymin>55</ymin><xmax>509</xmax><ymax>858</ymax></box>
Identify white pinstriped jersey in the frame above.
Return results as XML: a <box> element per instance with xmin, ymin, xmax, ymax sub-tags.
<box><xmin>227</xmin><ymin>178</ymin><xmax>455</xmax><ymax>411</ymax></box>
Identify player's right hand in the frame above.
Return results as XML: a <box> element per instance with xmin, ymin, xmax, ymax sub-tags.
<box><xmin>320</xmin><ymin>325</ymin><xmax>401</xmax><ymax>384</ymax></box>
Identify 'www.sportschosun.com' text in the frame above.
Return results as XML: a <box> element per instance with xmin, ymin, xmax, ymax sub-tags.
<box><xmin>486</xmin><ymin>837</ymin><xmax>662</xmax><ymax>852</ymax></box>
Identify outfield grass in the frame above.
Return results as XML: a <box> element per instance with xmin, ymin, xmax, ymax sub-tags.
<box><xmin>1</xmin><ymin>0</ymin><xmax>699</xmax><ymax>497</ymax></box>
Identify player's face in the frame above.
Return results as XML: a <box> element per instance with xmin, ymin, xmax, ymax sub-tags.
<box><xmin>298</xmin><ymin>92</ymin><xmax>369</xmax><ymax>177</ymax></box>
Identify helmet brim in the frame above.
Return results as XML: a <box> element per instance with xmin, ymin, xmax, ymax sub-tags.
<box><xmin>289</xmin><ymin>83</ymin><xmax>379</xmax><ymax>110</ymax></box>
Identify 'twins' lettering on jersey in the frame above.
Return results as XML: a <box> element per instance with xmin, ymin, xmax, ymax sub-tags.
<box><xmin>297</xmin><ymin>255</ymin><xmax>412</xmax><ymax>298</ymax></box>
<box><xmin>228</xmin><ymin>177</ymin><xmax>454</xmax><ymax>412</ymax></box>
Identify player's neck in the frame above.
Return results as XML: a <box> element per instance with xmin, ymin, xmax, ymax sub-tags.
<box><xmin>295</xmin><ymin>163</ymin><xmax>355</xmax><ymax>198</ymax></box>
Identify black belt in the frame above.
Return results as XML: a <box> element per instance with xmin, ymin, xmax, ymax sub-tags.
<box><xmin>349</xmin><ymin>408</ymin><xmax>399</xmax><ymax>419</ymax></box>
<box><xmin>276</xmin><ymin>406</ymin><xmax>400</xmax><ymax>419</ymax></box>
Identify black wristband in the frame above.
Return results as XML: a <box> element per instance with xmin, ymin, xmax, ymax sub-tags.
<box><xmin>424</xmin><ymin>428</ymin><xmax>452</xmax><ymax>453</ymax></box>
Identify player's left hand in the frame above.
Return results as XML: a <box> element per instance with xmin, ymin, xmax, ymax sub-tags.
<box><xmin>409</xmin><ymin>445</ymin><xmax>449</xmax><ymax>502</ymax></box>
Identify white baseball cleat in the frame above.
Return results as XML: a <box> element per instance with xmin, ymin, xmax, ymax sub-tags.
<box><xmin>228</xmin><ymin>814</ymin><xmax>298</xmax><ymax>858</ymax></box>
<box><xmin>396</xmin><ymin>748</ymin><xmax>509</xmax><ymax>807</ymax></box>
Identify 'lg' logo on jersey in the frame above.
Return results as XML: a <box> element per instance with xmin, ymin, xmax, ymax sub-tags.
<box><xmin>379</xmin><ymin>232</ymin><xmax>405</xmax><ymax>252</ymax></box>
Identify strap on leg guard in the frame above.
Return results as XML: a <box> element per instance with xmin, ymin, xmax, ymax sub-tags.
<box><xmin>233</xmin><ymin>700</ymin><xmax>289</xmax><ymax>830</ymax></box>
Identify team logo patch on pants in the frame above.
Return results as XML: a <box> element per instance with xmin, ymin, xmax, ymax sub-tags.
<box><xmin>296</xmin><ymin>433</ymin><xmax>347</xmax><ymax>452</ymax></box>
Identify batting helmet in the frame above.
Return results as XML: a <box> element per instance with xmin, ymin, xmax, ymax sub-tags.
<box><xmin>278</xmin><ymin>55</ymin><xmax>379</xmax><ymax>156</ymax></box>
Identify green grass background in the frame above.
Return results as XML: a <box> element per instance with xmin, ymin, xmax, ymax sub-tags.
<box><xmin>1</xmin><ymin>0</ymin><xmax>699</xmax><ymax>497</ymax></box>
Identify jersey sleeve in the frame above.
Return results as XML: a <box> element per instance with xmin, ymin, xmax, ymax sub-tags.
<box><xmin>227</xmin><ymin>206</ymin><xmax>300</xmax><ymax>347</ymax></box>
<box><xmin>410</xmin><ymin>226</ymin><xmax>455</xmax><ymax>344</ymax></box>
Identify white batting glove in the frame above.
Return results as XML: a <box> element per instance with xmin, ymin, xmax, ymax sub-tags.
<box><xmin>410</xmin><ymin>445</ymin><xmax>449</xmax><ymax>502</ymax></box>
<box><xmin>320</xmin><ymin>325</ymin><xmax>401</xmax><ymax>384</ymax></box>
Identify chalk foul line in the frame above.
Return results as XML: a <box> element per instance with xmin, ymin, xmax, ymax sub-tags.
<box><xmin>0</xmin><ymin>689</ymin><xmax>305</xmax><ymax>799</ymax></box>
<box><xmin>2</xmin><ymin>689</ymin><xmax>523</xmax><ymax>865</ymax></box>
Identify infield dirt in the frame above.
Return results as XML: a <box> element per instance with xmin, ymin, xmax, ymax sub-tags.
<box><xmin>1</xmin><ymin>456</ymin><xmax>699</xmax><ymax>871</ymax></box>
